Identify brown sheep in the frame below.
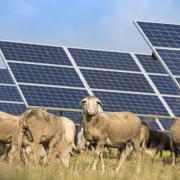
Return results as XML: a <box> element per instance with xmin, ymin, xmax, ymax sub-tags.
<box><xmin>147</xmin><ymin>129</ymin><xmax>171</xmax><ymax>158</ymax></box>
<box><xmin>81</xmin><ymin>95</ymin><xmax>141</xmax><ymax>172</ymax></box>
<box><xmin>18</xmin><ymin>109</ymin><xmax>71</xmax><ymax>167</ymax></box>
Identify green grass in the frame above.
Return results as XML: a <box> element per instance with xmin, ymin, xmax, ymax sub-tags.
<box><xmin>0</xmin><ymin>151</ymin><xmax>179</xmax><ymax>180</ymax></box>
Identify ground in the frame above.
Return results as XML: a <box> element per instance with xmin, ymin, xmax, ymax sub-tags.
<box><xmin>0</xmin><ymin>151</ymin><xmax>179</xmax><ymax>180</ymax></box>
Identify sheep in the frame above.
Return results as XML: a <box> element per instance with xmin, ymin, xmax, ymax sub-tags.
<box><xmin>80</xmin><ymin>95</ymin><xmax>141</xmax><ymax>172</ymax></box>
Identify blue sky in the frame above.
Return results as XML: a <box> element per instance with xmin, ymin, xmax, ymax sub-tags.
<box><xmin>0</xmin><ymin>0</ymin><xmax>180</xmax><ymax>67</ymax></box>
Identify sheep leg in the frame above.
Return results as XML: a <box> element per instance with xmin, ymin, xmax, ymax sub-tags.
<box><xmin>92</xmin><ymin>142</ymin><xmax>104</xmax><ymax>171</ymax></box>
<box><xmin>170</xmin><ymin>139</ymin><xmax>176</xmax><ymax>166</ymax></box>
<box><xmin>116</xmin><ymin>145</ymin><xmax>130</xmax><ymax>172</ymax></box>
<box><xmin>47</xmin><ymin>135</ymin><xmax>59</xmax><ymax>162</ymax></box>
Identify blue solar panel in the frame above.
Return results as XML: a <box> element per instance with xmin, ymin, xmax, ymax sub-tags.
<box><xmin>69</xmin><ymin>48</ymin><xmax>140</xmax><ymax>71</ymax></box>
<box><xmin>156</xmin><ymin>49</ymin><xmax>180</xmax><ymax>76</ymax></box>
<box><xmin>0</xmin><ymin>103</ymin><xmax>26</xmax><ymax>115</ymax></box>
<box><xmin>64</xmin><ymin>112</ymin><xmax>82</xmax><ymax>124</ymax></box>
<box><xmin>150</xmin><ymin>75</ymin><xmax>180</xmax><ymax>95</ymax></box>
<box><xmin>0</xmin><ymin>86</ymin><xmax>23</xmax><ymax>101</ymax></box>
<box><xmin>160</xmin><ymin>119</ymin><xmax>174</xmax><ymax>131</ymax></box>
<box><xmin>9</xmin><ymin>63</ymin><xmax>84</xmax><ymax>87</ymax></box>
<box><xmin>0</xmin><ymin>69</ymin><xmax>14</xmax><ymax>84</ymax></box>
<box><xmin>81</xmin><ymin>69</ymin><xmax>154</xmax><ymax>93</ymax></box>
<box><xmin>136</xmin><ymin>21</ymin><xmax>180</xmax><ymax>48</ymax></box>
<box><xmin>135</xmin><ymin>54</ymin><xmax>167</xmax><ymax>74</ymax></box>
<box><xmin>0</xmin><ymin>41</ymin><xmax>72</xmax><ymax>65</ymax></box>
<box><xmin>93</xmin><ymin>91</ymin><xmax>169</xmax><ymax>116</ymax></box>
<box><xmin>163</xmin><ymin>97</ymin><xmax>180</xmax><ymax>116</ymax></box>
<box><xmin>19</xmin><ymin>85</ymin><xmax>88</xmax><ymax>109</ymax></box>
<box><xmin>141</xmin><ymin>117</ymin><xmax>161</xmax><ymax>130</ymax></box>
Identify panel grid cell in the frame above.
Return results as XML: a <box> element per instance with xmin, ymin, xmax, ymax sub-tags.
<box><xmin>93</xmin><ymin>91</ymin><xmax>169</xmax><ymax>116</ymax></box>
<box><xmin>9</xmin><ymin>63</ymin><xmax>84</xmax><ymax>87</ymax></box>
<box><xmin>150</xmin><ymin>75</ymin><xmax>180</xmax><ymax>95</ymax></box>
<box><xmin>0</xmin><ymin>103</ymin><xmax>26</xmax><ymax>115</ymax></box>
<box><xmin>136</xmin><ymin>21</ymin><xmax>180</xmax><ymax>48</ymax></box>
<box><xmin>0</xmin><ymin>86</ymin><xmax>23</xmax><ymax>102</ymax></box>
<box><xmin>0</xmin><ymin>41</ymin><xmax>72</xmax><ymax>65</ymax></box>
<box><xmin>163</xmin><ymin>96</ymin><xmax>180</xmax><ymax>116</ymax></box>
<box><xmin>159</xmin><ymin>119</ymin><xmax>174</xmax><ymax>131</ymax></box>
<box><xmin>135</xmin><ymin>54</ymin><xmax>167</xmax><ymax>74</ymax></box>
<box><xmin>20</xmin><ymin>85</ymin><xmax>88</xmax><ymax>109</ymax></box>
<box><xmin>155</xmin><ymin>49</ymin><xmax>180</xmax><ymax>76</ymax></box>
<box><xmin>81</xmin><ymin>69</ymin><xmax>154</xmax><ymax>93</ymax></box>
<box><xmin>68</xmin><ymin>48</ymin><xmax>140</xmax><ymax>71</ymax></box>
<box><xmin>0</xmin><ymin>69</ymin><xmax>14</xmax><ymax>84</ymax></box>
<box><xmin>141</xmin><ymin>117</ymin><xmax>161</xmax><ymax>130</ymax></box>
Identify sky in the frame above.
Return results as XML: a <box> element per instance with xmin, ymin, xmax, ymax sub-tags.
<box><xmin>0</xmin><ymin>0</ymin><xmax>180</xmax><ymax>67</ymax></box>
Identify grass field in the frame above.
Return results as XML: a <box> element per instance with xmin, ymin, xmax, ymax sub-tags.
<box><xmin>0</xmin><ymin>151</ymin><xmax>179</xmax><ymax>180</ymax></box>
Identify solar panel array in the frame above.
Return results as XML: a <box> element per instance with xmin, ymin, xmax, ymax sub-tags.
<box><xmin>0</xmin><ymin>67</ymin><xmax>26</xmax><ymax>115</ymax></box>
<box><xmin>135</xmin><ymin>21</ymin><xmax>180</xmax><ymax>119</ymax></box>
<box><xmin>0</xmin><ymin>20</ymin><xmax>180</xmax><ymax>129</ymax></box>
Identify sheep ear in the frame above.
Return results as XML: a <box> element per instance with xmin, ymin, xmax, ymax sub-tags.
<box><xmin>97</xmin><ymin>99</ymin><xmax>103</xmax><ymax>106</ymax></box>
<box><xmin>98</xmin><ymin>104</ymin><xmax>103</xmax><ymax>112</ymax></box>
<box><xmin>80</xmin><ymin>98</ymin><xmax>87</xmax><ymax>105</ymax></box>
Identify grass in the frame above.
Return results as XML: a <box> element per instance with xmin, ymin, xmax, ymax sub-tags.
<box><xmin>0</xmin><ymin>151</ymin><xmax>179</xmax><ymax>180</ymax></box>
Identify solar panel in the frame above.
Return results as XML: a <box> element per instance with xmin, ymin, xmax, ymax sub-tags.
<box><xmin>63</xmin><ymin>111</ymin><xmax>82</xmax><ymax>125</ymax></box>
<box><xmin>150</xmin><ymin>75</ymin><xmax>180</xmax><ymax>95</ymax></box>
<box><xmin>141</xmin><ymin>117</ymin><xmax>161</xmax><ymax>130</ymax></box>
<box><xmin>155</xmin><ymin>48</ymin><xmax>180</xmax><ymax>76</ymax></box>
<box><xmin>0</xmin><ymin>86</ymin><xmax>23</xmax><ymax>102</ymax></box>
<box><xmin>159</xmin><ymin>118</ymin><xmax>174</xmax><ymax>131</ymax></box>
<box><xmin>81</xmin><ymin>69</ymin><xmax>154</xmax><ymax>93</ymax></box>
<box><xmin>68</xmin><ymin>48</ymin><xmax>140</xmax><ymax>71</ymax></box>
<box><xmin>0</xmin><ymin>40</ymin><xmax>177</xmax><ymax>118</ymax></box>
<box><xmin>0</xmin><ymin>41</ymin><xmax>72</xmax><ymax>65</ymax></box>
<box><xmin>136</xmin><ymin>21</ymin><xmax>180</xmax><ymax>48</ymax></box>
<box><xmin>9</xmin><ymin>63</ymin><xmax>84</xmax><ymax>87</ymax></box>
<box><xmin>163</xmin><ymin>97</ymin><xmax>180</xmax><ymax>116</ymax></box>
<box><xmin>0</xmin><ymin>66</ymin><xmax>26</xmax><ymax>115</ymax></box>
<box><xmin>0</xmin><ymin>103</ymin><xmax>26</xmax><ymax>116</ymax></box>
<box><xmin>93</xmin><ymin>91</ymin><xmax>169</xmax><ymax>116</ymax></box>
<box><xmin>0</xmin><ymin>69</ymin><xmax>14</xmax><ymax>84</ymax></box>
<box><xmin>135</xmin><ymin>54</ymin><xmax>167</xmax><ymax>74</ymax></box>
<box><xmin>19</xmin><ymin>85</ymin><xmax>88</xmax><ymax>109</ymax></box>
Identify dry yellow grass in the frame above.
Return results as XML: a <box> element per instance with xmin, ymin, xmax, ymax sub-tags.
<box><xmin>0</xmin><ymin>152</ymin><xmax>179</xmax><ymax>180</ymax></box>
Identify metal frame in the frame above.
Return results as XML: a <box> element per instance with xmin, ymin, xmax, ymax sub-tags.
<box><xmin>0</xmin><ymin>100</ymin><xmax>24</xmax><ymax>104</ymax></box>
<box><xmin>18</xmin><ymin>83</ymin><xmax>87</xmax><ymax>90</ymax></box>
<box><xmin>7</xmin><ymin>60</ymin><xmax>74</xmax><ymax>68</ymax></box>
<box><xmin>131</xmin><ymin>53</ymin><xmax>175</xmax><ymax>118</ymax></box>
<box><xmin>63</xmin><ymin>47</ymin><xmax>94</xmax><ymax>95</ymax></box>
<box><xmin>79</xmin><ymin>66</ymin><xmax>142</xmax><ymax>74</ymax></box>
<box><xmin>134</xmin><ymin>20</ymin><xmax>180</xmax><ymax>90</ymax></box>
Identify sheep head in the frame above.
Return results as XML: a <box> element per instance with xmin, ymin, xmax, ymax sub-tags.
<box><xmin>80</xmin><ymin>96</ymin><xmax>103</xmax><ymax>115</ymax></box>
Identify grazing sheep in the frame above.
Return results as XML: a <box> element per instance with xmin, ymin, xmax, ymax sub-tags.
<box><xmin>81</xmin><ymin>95</ymin><xmax>141</xmax><ymax>172</ymax></box>
<box><xmin>170</xmin><ymin>118</ymin><xmax>180</xmax><ymax>165</ymax></box>
<box><xmin>18</xmin><ymin>109</ymin><xmax>71</xmax><ymax>167</ymax></box>
<box><xmin>147</xmin><ymin>129</ymin><xmax>171</xmax><ymax>158</ymax></box>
